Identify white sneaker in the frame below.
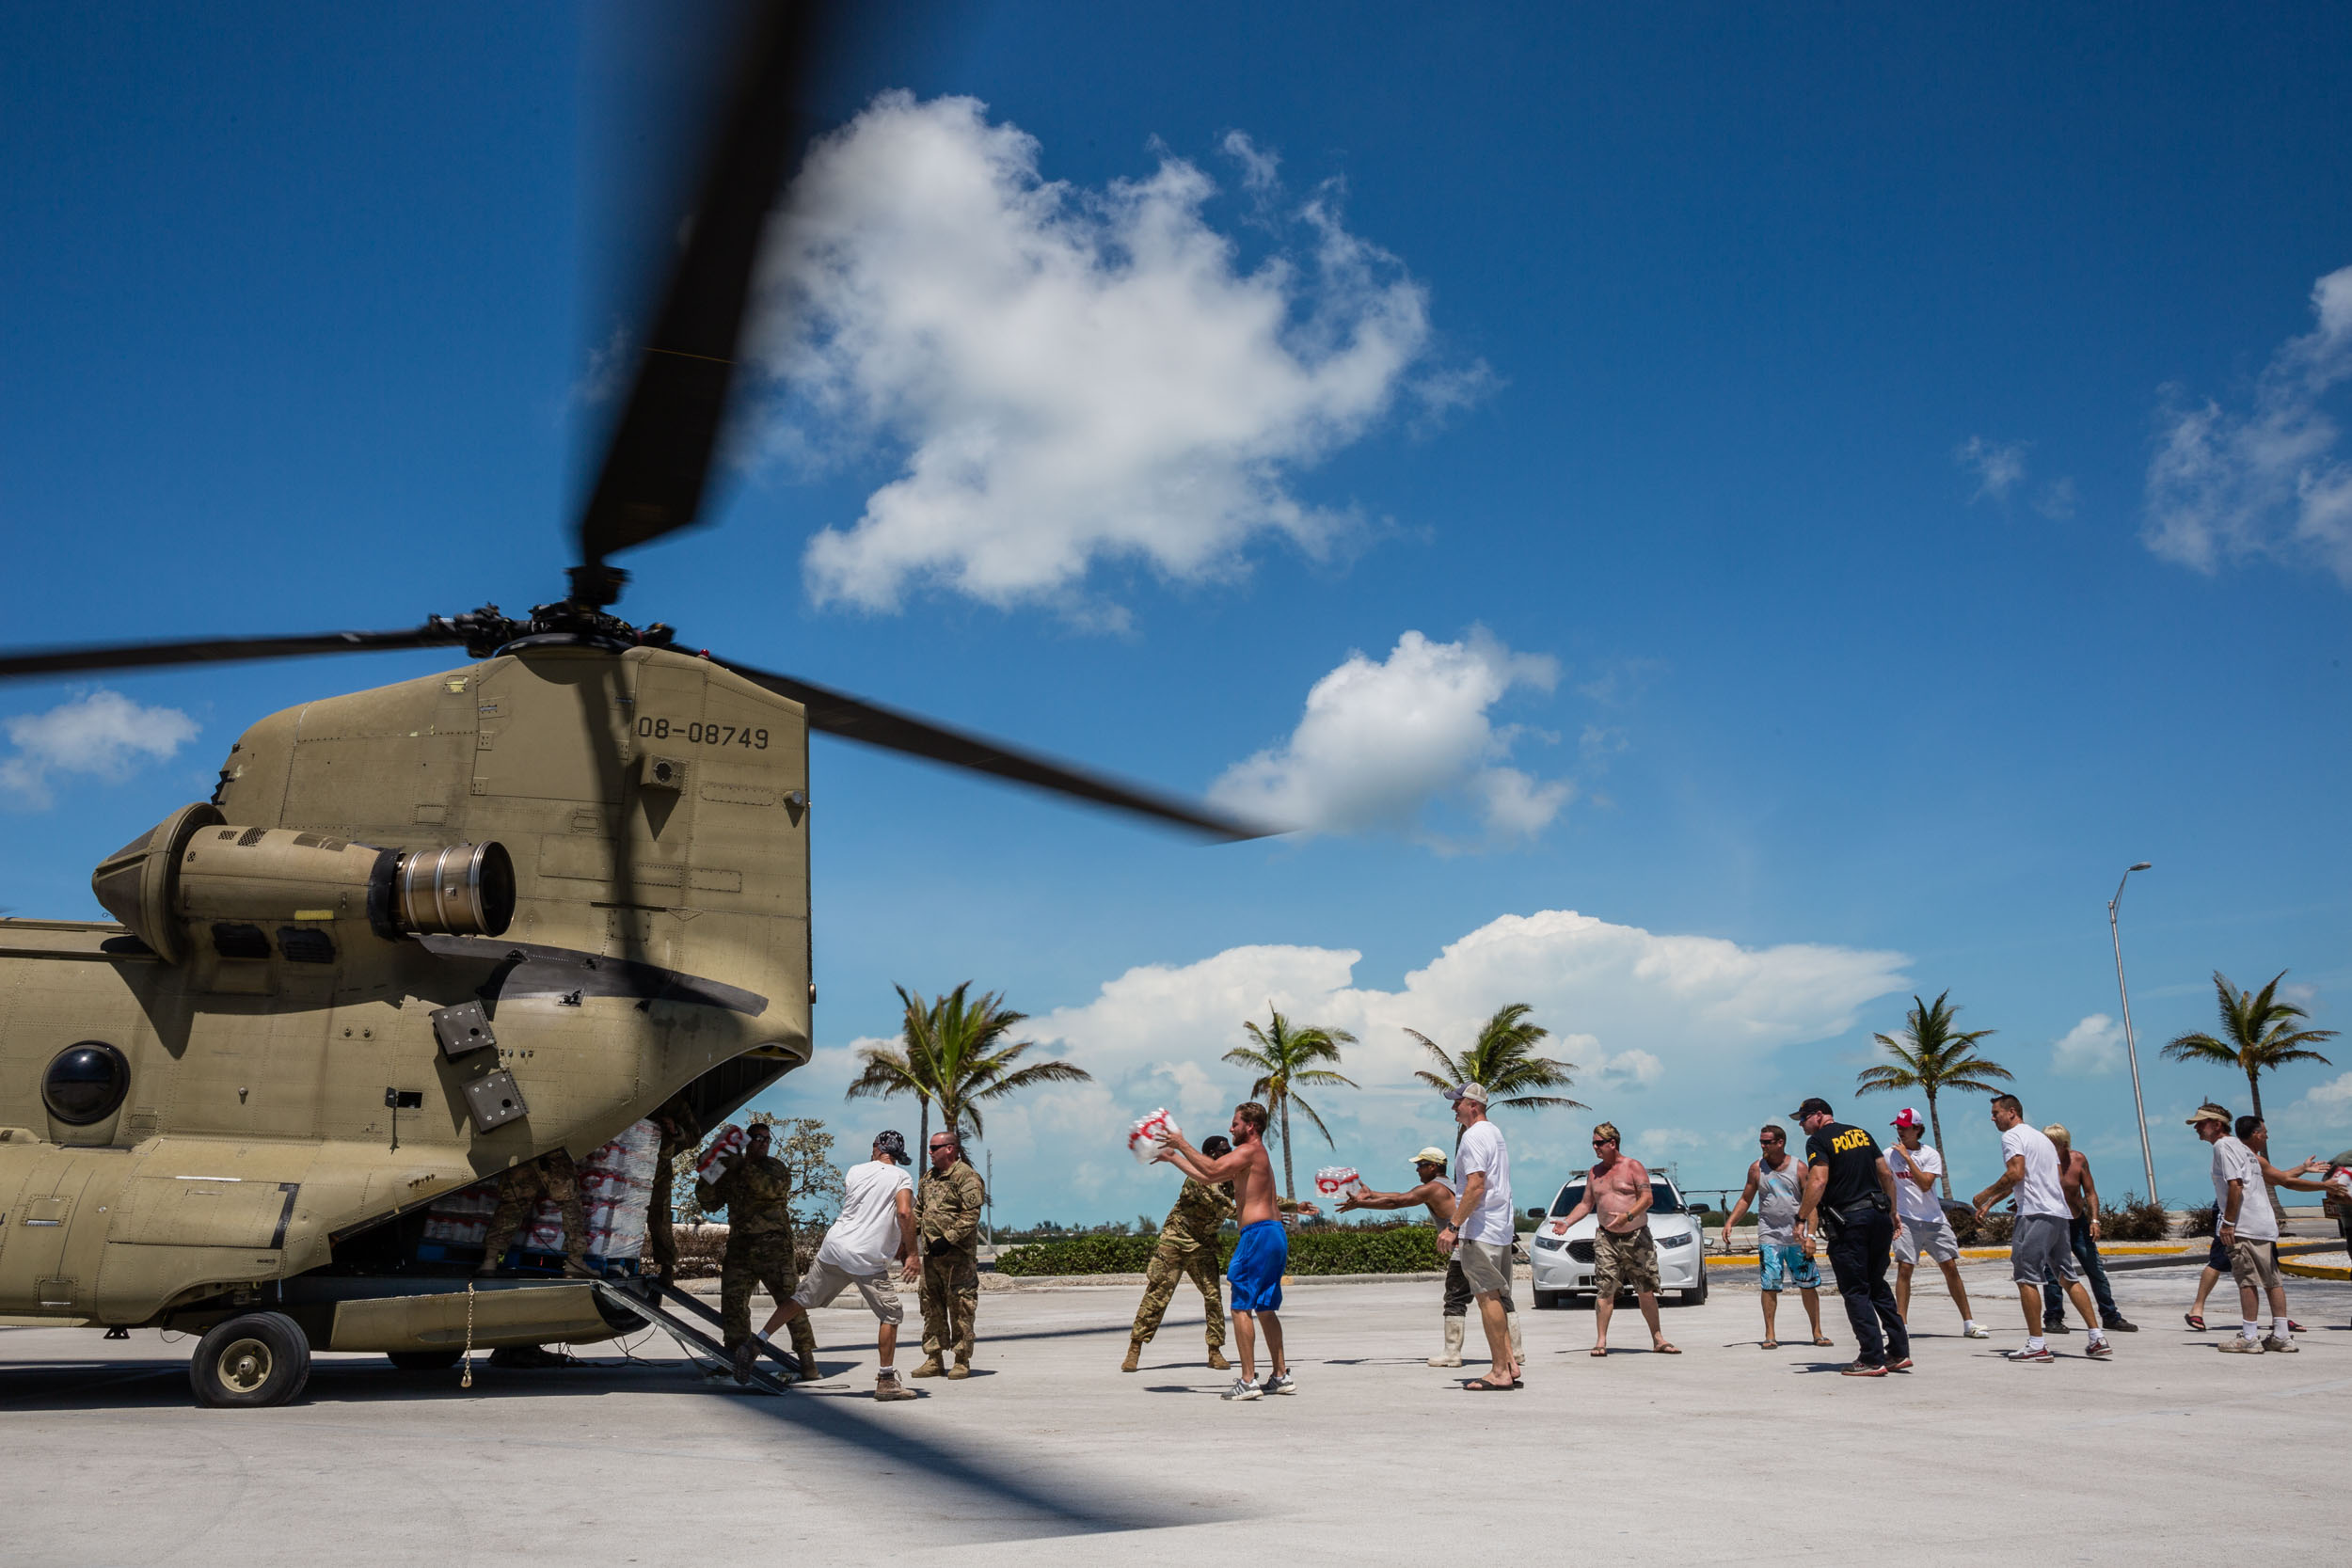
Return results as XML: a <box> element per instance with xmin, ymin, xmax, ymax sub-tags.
<box><xmin>1220</xmin><ymin>1377</ymin><xmax>1263</xmax><ymax>1401</ymax></box>
<box><xmin>1963</xmin><ymin>1322</ymin><xmax>1991</xmax><ymax>1339</ymax></box>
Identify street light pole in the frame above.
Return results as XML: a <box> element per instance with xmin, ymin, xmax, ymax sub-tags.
<box><xmin>2109</xmin><ymin>862</ymin><xmax>2157</xmax><ymax>1203</ymax></box>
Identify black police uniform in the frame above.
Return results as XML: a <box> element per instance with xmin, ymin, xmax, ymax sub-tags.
<box><xmin>1804</xmin><ymin>1119</ymin><xmax>1909</xmax><ymax>1367</ymax></box>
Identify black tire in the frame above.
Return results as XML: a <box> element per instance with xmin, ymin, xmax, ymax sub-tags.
<box><xmin>387</xmin><ymin>1349</ymin><xmax>464</xmax><ymax>1371</ymax></box>
<box><xmin>1534</xmin><ymin>1290</ymin><xmax>1564</xmax><ymax>1311</ymax></box>
<box><xmin>1681</xmin><ymin>1270</ymin><xmax>1710</xmax><ymax>1307</ymax></box>
<box><xmin>189</xmin><ymin>1311</ymin><xmax>311</xmax><ymax>1408</ymax></box>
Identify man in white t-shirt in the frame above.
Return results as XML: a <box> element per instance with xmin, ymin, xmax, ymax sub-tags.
<box><xmin>1885</xmin><ymin>1108</ymin><xmax>1987</xmax><ymax>1338</ymax></box>
<box><xmin>2191</xmin><ymin>1104</ymin><xmax>2321</xmax><ymax>1354</ymax></box>
<box><xmin>1435</xmin><ymin>1085</ymin><xmax>1519</xmax><ymax>1388</ymax></box>
<box><xmin>1973</xmin><ymin>1095</ymin><xmax>2111</xmax><ymax>1363</ymax></box>
<box><xmin>759</xmin><ymin>1130</ymin><xmax>919</xmax><ymax>1401</ymax></box>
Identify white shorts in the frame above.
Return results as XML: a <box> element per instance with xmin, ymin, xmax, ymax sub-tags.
<box><xmin>1894</xmin><ymin>1215</ymin><xmax>1960</xmax><ymax>1265</ymax></box>
<box><xmin>792</xmin><ymin>1258</ymin><xmax>904</xmax><ymax>1324</ymax></box>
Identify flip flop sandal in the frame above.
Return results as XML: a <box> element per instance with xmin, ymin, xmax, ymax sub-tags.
<box><xmin>2183</xmin><ymin>1314</ymin><xmax>2206</xmax><ymax>1331</ymax></box>
<box><xmin>1589</xmin><ymin>1346</ymin><xmax>1609</xmax><ymax>1357</ymax></box>
<box><xmin>1811</xmin><ymin>1337</ymin><xmax>1836</xmax><ymax>1346</ymax></box>
<box><xmin>1655</xmin><ymin>1343</ymin><xmax>1682</xmax><ymax>1354</ymax></box>
<box><xmin>1758</xmin><ymin>1339</ymin><xmax>1779</xmax><ymax>1350</ymax></box>
<box><xmin>1463</xmin><ymin>1375</ymin><xmax>1516</xmax><ymax>1391</ymax></box>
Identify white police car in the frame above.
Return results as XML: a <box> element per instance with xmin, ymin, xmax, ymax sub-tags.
<box><xmin>1526</xmin><ymin>1172</ymin><xmax>1708</xmax><ymax>1307</ymax></box>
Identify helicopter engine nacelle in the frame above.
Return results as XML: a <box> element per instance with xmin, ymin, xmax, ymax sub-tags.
<box><xmin>91</xmin><ymin>802</ymin><xmax>514</xmax><ymax>963</ymax></box>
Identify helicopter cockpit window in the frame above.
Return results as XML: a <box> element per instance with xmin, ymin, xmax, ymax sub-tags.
<box><xmin>43</xmin><ymin>1042</ymin><xmax>130</xmax><ymax>1126</ymax></box>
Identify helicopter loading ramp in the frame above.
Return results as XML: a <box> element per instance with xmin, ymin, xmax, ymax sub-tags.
<box><xmin>591</xmin><ymin>1277</ymin><xmax>800</xmax><ymax>1394</ymax></box>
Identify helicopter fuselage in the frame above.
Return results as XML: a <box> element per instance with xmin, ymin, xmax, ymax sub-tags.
<box><xmin>0</xmin><ymin>643</ymin><xmax>812</xmax><ymax>1350</ymax></box>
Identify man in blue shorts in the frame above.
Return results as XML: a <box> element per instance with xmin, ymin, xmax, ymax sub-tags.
<box><xmin>1159</xmin><ymin>1101</ymin><xmax>1296</xmax><ymax>1401</ymax></box>
<box><xmin>1722</xmin><ymin>1123</ymin><xmax>1833</xmax><ymax>1349</ymax></box>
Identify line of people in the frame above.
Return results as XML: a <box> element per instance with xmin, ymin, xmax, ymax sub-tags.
<box><xmin>693</xmin><ymin>1122</ymin><xmax>989</xmax><ymax>1400</ymax></box>
<box><xmin>693</xmin><ymin>1085</ymin><xmax>2333</xmax><ymax>1401</ymax></box>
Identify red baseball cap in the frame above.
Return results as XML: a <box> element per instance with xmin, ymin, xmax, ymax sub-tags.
<box><xmin>1892</xmin><ymin>1108</ymin><xmax>1925</xmax><ymax>1130</ymax></box>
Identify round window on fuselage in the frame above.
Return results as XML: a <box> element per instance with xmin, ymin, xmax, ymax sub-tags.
<box><xmin>43</xmin><ymin>1041</ymin><xmax>130</xmax><ymax>1126</ymax></box>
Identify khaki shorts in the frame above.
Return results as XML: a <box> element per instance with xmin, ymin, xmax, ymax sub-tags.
<box><xmin>2227</xmin><ymin>1236</ymin><xmax>2282</xmax><ymax>1293</ymax></box>
<box><xmin>1455</xmin><ymin>1238</ymin><xmax>1511</xmax><ymax>1297</ymax></box>
<box><xmin>1593</xmin><ymin>1227</ymin><xmax>1661</xmax><ymax>1295</ymax></box>
<box><xmin>792</xmin><ymin>1258</ymin><xmax>904</xmax><ymax>1325</ymax></box>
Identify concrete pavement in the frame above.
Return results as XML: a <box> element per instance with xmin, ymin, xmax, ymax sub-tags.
<box><xmin>2</xmin><ymin>1257</ymin><xmax>2343</xmax><ymax>1567</ymax></box>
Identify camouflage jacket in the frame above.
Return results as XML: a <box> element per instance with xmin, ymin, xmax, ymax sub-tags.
<box><xmin>917</xmin><ymin>1160</ymin><xmax>987</xmax><ymax>1250</ymax></box>
<box><xmin>1158</xmin><ymin>1178</ymin><xmax>1235</xmax><ymax>1253</ymax></box>
<box><xmin>697</xmin><ymin>1151</ymin><xmax>794</xmax><ymax>1239</ymax></box>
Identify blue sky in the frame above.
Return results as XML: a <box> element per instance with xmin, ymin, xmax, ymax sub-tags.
<box><xmin>5</xmin><ymin>4</ymin><xmax>2349</xmax><ymax>1223</ymax></box>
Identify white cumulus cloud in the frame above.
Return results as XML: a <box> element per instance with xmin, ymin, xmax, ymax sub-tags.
<box><xmin>2050</xmin><ymin>1013</ymin><xmax>2125</xmax><ymax>1077</ymax></box>
<box><xmin>2301</xmin><ymin>1072</ymin><xmax>2352</xmax><ymax>1112</ymax></box>
<box><xmin>1208</xmin><ymin>628</ymin><xmax>1568</xmax><ymax>841</ymax></box>
<box><xmin>933</xmin><ymin>908</ymin><xmax>1909</xmax><ymax>1219</ymax></box>
<box><xmin>2</xmin><ymin>689</ymin><xmax>199</xmax><ymax>810</ymax></box>
<box><xmin>2143</xmin><ymin>262</ymin><xmax>2352</xmax><ymax>584</ymax></box>
<box><xmin>759</xmin><ymin>93</ymin><xmax>1455</xmax><ymax>618</ymax></box>
<box><xmin>1957</xmin><ymin>436</ymin><xmax>2028</xmax><ymax>502</ymax></box>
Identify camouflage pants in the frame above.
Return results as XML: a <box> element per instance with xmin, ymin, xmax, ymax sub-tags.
<box><xmin>720</xmin><ymin>1230</ymin><xmax>819</xmax><ymax>1366</ymax></box>
<box><xmin>647</xmin><ymin>1137</ymin><xmax>679</xmax><ymax>1279</ymax></box>
<box><xmin>1130</xmin><ymin>1240</ymin><xmax>1225</xmax><ymax>1348</ymax></box>
<box><xmin>920</xmin><ymin>1243</ymin><xmax>980</xmax><ymax>1363</ymax></box>
<box><xmin>479</xmin><ymin>1151</ymin><xmax>585</xmax><ymax>1268</ymax></box>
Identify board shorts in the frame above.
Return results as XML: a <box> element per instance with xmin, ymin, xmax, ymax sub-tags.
<box><xmin>1227</xmin><ymin>1219</ymin><xmax>1288</xmax><ymax>1312</ymax></box>
<box><xmin>1757</xmin><ymin>1239</ymin><xmax>1820</xmax><ymax>1291</ymax></box>
<box><xmin>2205</xmin><ymin>1236</ymin><xmax>2232</xmax><ymax>1273</ymax></box>
<box><xmin>2010</xmin><ymin>1213</ymin><xmax>2081</xmax><ymax>1287</ymax></box>
<box><xmin>1894</xmin><ymin>1214</ymin><xmax>1961</xmax><ymax>1265</ymax></box>
<box><xmin>792</xmin><ymin>1258</ymin><xmax>904</xmax><ymax>1325</ymax></box>
<box><xmin>2227</xmin><ymin>1236</ymin><xmax>2282</xmax><ymax>1292</ymax></box>
<box><xmin>1593</xmin><ymin>1226</ymin><xmax>1661</xmax><ymax>1295</ymax></box>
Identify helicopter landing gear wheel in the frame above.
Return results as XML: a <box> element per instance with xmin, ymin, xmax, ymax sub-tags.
<box><xmin>190</xmin><ymin>1311</ymin><xmax>311</xmax><ymax>1408</ymax></box>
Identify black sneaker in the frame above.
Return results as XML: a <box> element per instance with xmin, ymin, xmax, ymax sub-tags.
<box><xmin>2043</xmin><ymin>1321</ymin><xmax>2073</xmax><ymax>1335</ymax></box>
<box><xmin>2102</xmin><ymin>1315</ymin><xmax>2138</xmax><ymax>1332</ymax></box>
<box><xmin>1840</xmin><ymin>1360</ymin><xmax>1887</xmax><ymax>1377</ymax></box>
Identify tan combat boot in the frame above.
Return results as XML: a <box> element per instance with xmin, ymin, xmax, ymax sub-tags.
<box><xmin>1121</xmin><ymin>1339</ymin><xmax>1143</xmax><ymax>1373</ymax></box>
<box><xmin>790</xmin><ymin>1329</ymin><xmax>822</xmax><ymax>1382</ymax></box>
<box><xmin>910</xmin><ymin>1354</ymin><xmax>946</xmax><ymax>1378</ymax></box>
<box><xmin>873</xmin><ymin>1369</ymin><xmax>915</xmax><ymax>1402</ymax></box>
<box><xmin>1207</xmin><ymin>1347</ymin><xmax>1232</xmax><ymax>1370</ymax></box>
<box><xmin>1428</xmin><ymin>1317</ymin><xmax>1466</xmax><ymax>1367</ymax></box>
<box><xmin>946</xmin><ymin>1358</ymin><xmax>972</xmax><ymax>1380</ymax></box>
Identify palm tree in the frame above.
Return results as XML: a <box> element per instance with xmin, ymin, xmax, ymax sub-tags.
<box><xmin>847</xmin><ymin>983</ymin><xmax>1093</xmax><ymax>1192</ymax></box>
<box><xmin>1223</xmin><ymin>1006</ymin><xmax>1359</xmax><ymax>1204</ymax></box>
<box><xmin>2161</xmin><ymin>970</ymin><xmax>2336</xmax><ymax>1121</ymax></box>
<box><xmin>1407</xmin><ymin>1003</ymin><xmax>1587</xmax><ymax>1121</ymax></box>
<box><xmin>1854</xmin><ymin>991</ymin><xmax>2012</xmax><ymax>1198</ymax></box>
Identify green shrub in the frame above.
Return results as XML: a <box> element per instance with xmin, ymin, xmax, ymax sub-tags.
<box><xmin>2098</xmin><ymin>1193</ymin><xmax>2169</xmax><ymax>1242</ymax></box>
<box><xmin>995</xmin><ymin>1225</ymin><xmax>1448</xmax><ymax>1278</ymax></box>
<box><xmin>995</xmin><ymin>1234</ymin><xmax>1157</xmax><ymax>1275</ymax></box>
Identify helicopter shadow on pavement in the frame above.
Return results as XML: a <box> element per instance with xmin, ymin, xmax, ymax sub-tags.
<box><xmin>0</xmin><ymin>1353</ymin><xmax>1230</xmax><ymax>1542</ymax></box>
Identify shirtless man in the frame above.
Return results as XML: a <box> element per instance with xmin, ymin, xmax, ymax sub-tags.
<box><xmin>1159</xmin><ymin>1102</ymin><xmax>1300</xmax><ymax>1401</ymax></box>
<box><xmin>1342</xmin><ymin>1145</ymin><xmax>1522</xmax><ymax>1369</ymax></box>
<box><xmin>2042</xmin><ymin>1124</ymin><xmax>2133</xmax><ymax>1334</ymax></box>
<box><xmin>1549</xmin><ymin>1122</ymin><xmax>1678</xmax><ymax>1356</ymax></box>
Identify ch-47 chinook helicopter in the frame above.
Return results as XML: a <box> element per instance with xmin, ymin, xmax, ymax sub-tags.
<box><xmin>0</xmin><ymin>3</ymin><xmax>1262</xmax><ymax>1407</ymax></box>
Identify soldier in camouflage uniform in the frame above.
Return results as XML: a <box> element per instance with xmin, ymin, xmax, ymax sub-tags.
<box><xmin>477</xmin><ymin>1149</ymin><xmax>590</xmax><ymax>1276</ymax></box>
<box><xmin>1123</xmin><ymin>1134</ymin><xmax>1236</xmax><ymax>1372</ymax></box>
<box><xmin>696</xmin><ymin>1121</ymin><xmax>821</xmax><ymax>1381</ymax></box>
<box><xmin>913</xmin><ymin>1129</ymin><xmax>987</xmax><ymax>1378</ymax></box>
<box><xmin>647</xmin><ymin>1095</ymin><xmax>701</xmax><ymax>1286</ymax></box>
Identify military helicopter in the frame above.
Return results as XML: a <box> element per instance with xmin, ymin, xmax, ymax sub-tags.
<box><xmin>0</xmin><ymin>3</ymin><xmax>1259</xmax><ymax>1406</ymax></box>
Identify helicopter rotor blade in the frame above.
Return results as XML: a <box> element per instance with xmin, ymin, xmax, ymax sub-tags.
<box><xmin>570</xmin><ymin>0</ymin><xmax>832</xmax><ymax>599</ymax></box>
<box><xmin>0</xmin><ymin>626</ymin><xmax>461</xmax><ymax>682</ymax></box>
<box><xmin>719</xmin><ymin>658</ymin><xmax>1276</xmax><ymax>842</ymax></box>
